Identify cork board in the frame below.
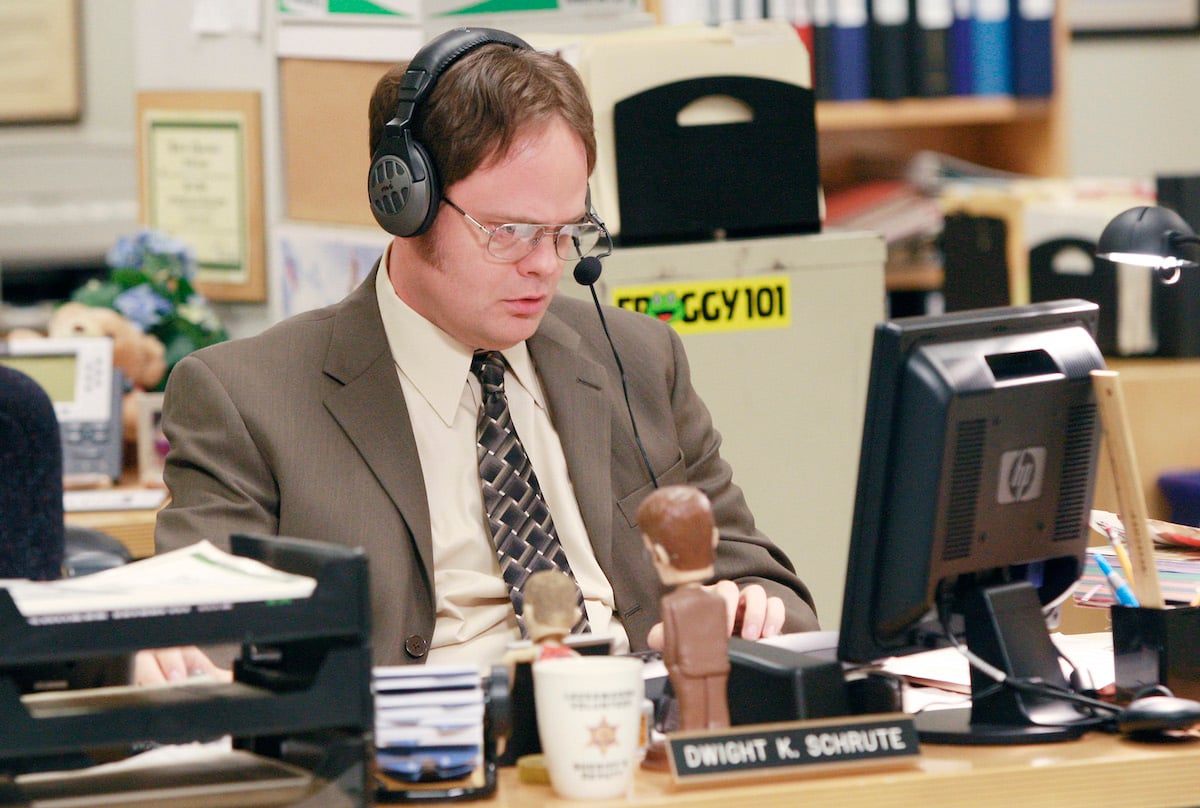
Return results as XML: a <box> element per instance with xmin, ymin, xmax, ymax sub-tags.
<box><xmin>280</xmin><ymin>58</ymin><xmax>391</xmax><ymax>227</ymax></box>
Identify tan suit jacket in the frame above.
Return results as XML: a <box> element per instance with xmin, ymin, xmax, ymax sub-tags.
<box><xmin>156</xmin><ymin>266</ymin><xmax>818</xmax><ymax>664</ymax></box>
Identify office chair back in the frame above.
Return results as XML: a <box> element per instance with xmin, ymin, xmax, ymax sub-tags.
<box><xmin>0</xmin><ymin>365</ymin><xmax>64</xmax><ymax>580</ymax></box>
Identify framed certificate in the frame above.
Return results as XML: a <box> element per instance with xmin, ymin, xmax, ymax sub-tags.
<box><xmin>136</xmin><ymin>91</ymin><xmax>267</xmax><ymax>302</ymax></box>
<box><xmin>0</xmin><ymin>0</ymin><xmax>80</xmax><ymax>122</ymax></box>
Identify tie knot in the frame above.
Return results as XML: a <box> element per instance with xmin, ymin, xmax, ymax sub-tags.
<box><xmin>471</xmin><ymin>350</ymin><xmax>506</xmax><ymax>395</ymax></box>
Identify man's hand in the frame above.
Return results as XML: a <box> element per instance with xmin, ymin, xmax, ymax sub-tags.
<box><xmin>646</xmin><ymin>581</ymin><xmax>786</xmax><ymax>650</ymax></box>
<box><xmin>134</xmin><ymin>646</ymin><xmax>232</xmax><ymax>686</ymax></box>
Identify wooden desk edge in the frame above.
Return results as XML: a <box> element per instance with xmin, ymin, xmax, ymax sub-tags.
<box><xmin>490</xmin><ymin>731</ymin><xmax>1200</xmax><ymax>808</ymax></box>
<box><xmin>64</xmin><ymin>487</ymin><xmax>164</xmax><ymax>560</ymax></box>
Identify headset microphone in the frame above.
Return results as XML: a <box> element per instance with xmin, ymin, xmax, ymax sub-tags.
<box><xmin>574</xmin><ymin>252</ymin><xmax>660</xmax><ymax>490</ymax></box>
<box><xmin>573</xmin><ymin>256</ymin><xmax>603</xmax><ymax>287</ymax></box>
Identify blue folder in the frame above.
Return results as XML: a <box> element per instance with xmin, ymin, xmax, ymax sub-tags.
<box><xmin>948</xmin><ymin>0</ymin><xmax>974</xmax><ymax>95</ymax></box>
<box><xmin>971</xmin><ymin>0</ymin><xmax>1012</xmax><ymax>96</ymax></box>
<box><xmin>831</xmin><ymin>0</ymin><xmax>871</xmax><ymax>101</ymax></box>
<box><xmin>1011</xmin><ymin>0</ymin><xmax>1054</xmax><ymax>97</ymax></box>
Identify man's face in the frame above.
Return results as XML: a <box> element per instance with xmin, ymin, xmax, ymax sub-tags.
<box><xmin>389</xmin><ymin>117</ymin><xmax>590</xmax><ymax>350</ymax></box>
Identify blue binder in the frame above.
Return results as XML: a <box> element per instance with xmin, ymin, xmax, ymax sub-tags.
<box><xmin>971</xmin><ymin>0</ymin><xmax>1012</xmax><ymax>95</ymax></box>
<box><xmin>948</xmin><ymin>0</ymin><xmax>974</xmax><ymax>95</ymax></box>
<box><xmin>831</xmin><ymin>0</ymin><xmax>871</xmax><ymax>100</ymax></box>
<box><xmin>1011</xmin><ymin>0</ymin><xmax>1054</xmax><ymax>97</ymax></box>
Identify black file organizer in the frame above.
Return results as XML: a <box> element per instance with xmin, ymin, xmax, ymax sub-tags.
<box><xmin>612</xmin><ymin>75</ymin><xmax>821</xmax><ymax>246</ymax></box>
<box><xmin>1028</xmin><ymin>237</ymin><xmax>1122</xmax><ymax>356</ymax></box>
<box><xmin>0</xmin><ymin>534</ymin><xmax>374</xmax><ymax>806</ymax></box>
<box><xmin>939</xmin><ymin>213</ymin><xmax>1013</xmax><ymax>313</ymax></box>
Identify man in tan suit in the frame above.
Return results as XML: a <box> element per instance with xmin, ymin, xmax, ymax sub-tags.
<box><xmin>140</xmin><ymin>29</ymin><xmax>818</xmax><ymax>680</ymax></box>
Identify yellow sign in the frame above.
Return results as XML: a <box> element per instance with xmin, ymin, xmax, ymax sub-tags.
<box><xmin>611</xmin><ymin>275</ymin><xmax>791</xmax><ymax>335</ymax></box>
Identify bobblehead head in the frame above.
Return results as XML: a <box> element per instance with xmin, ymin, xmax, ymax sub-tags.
<box><xmin>523</xmin><ymin>569</ymin><xmax>582</xmax><ymax>644</ymax></box>
<box><xmin>637</xmin><ymin>485</ymin><xmax>719</xmax><ymax>588</ymax></box>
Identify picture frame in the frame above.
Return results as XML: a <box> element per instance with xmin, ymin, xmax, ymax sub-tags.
<box><xmin>136</xmin><ymin>90</ymin><xmax>267</xmax><ymax>302</ymax></box>
<box><xmin>1070</xmin><ymin>0</ymin><xmax>1200</xmax><ymax>36</ymax></box>
<box><xmin>136</xmin><ymin>392</ymin><xmax>168</xmax><ymax>488</ymax></box>
<box><xmin>0</xmin><ymin>0</ymin><xmax>81</xmax><ymax>123</ymax></box>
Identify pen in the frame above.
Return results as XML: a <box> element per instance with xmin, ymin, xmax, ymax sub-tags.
<box><xmin>1093</xmin><ymin>551</ymin><xmax>1140</xmax><ymax>608</ymax></box>
<box><xmin>1103</xmin><ymin>524</ymin><xmax>1138</xmax><ymax>593</ymax></box>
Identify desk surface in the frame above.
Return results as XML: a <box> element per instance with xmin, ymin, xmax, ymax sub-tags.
<box><xmin>63</xmin><ymin>473</ymin><xmax>162</xmax><ymax>559</ymax></box>
<box><xmin>489</xmin><ymin>730</ymin><xmax>1200</xmax><ymax>808</ymax></box>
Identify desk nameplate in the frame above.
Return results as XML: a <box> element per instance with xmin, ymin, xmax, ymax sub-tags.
<box><xmin>666</xmin><ymin>712</ymin><xmax>919</xmax><ymax>787</ymax></box>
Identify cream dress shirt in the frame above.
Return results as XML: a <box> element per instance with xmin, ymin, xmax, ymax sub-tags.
<box><xmin>374</xmin><ymin>248</ymin><xmax>629</xmax><ymax>665</ymax></box>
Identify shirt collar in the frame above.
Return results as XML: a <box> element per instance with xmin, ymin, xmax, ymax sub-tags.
<box><xmin>374</xmin><ymin>244</ymin><xmax>546</xmax><ymax>424</ymax></box>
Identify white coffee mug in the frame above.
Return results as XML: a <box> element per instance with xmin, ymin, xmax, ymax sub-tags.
<box><xmin>533</xmin><ymin>656</ymin><xmax>645</xmax><ymax>800</ymax></box>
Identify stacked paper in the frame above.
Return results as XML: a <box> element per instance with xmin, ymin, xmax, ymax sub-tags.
<box><xmin>0</xmin><ymin>540</ymin><xmax>316</xmax><ymax>621</ymax></box>
<box><xmin>373</xmin><ymin>665</ymin><xmax>485</xmax><ymax>784</ymax></box>
<box><xmin>1073</xmin><ymin>511</ymin><xmax>1200</xmax><ymax>607</ymax></box>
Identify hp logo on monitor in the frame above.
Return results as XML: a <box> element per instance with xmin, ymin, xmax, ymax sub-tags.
<box><xmin>997</xmin><ymin>447</ymin><xmax>1046</xmax><ymax>504</ymax></box>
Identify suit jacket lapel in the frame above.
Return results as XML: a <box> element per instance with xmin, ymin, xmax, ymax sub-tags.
<box><xmin>529</xmin><ymin>311</ymin><xmax>615</xmax><ymax>570</ymax></box>
<box><xmin>321</xmin><ymin>265</ymin><xmax>436</xmax><ymax>578</ymax></box>
<box><xmin>313</xmin><ymin>269</ymin><xmax>613</xmax><ymax>588</ymax></box>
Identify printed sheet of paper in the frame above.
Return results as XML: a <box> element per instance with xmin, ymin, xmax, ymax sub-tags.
<box><xmin>0</xmin><ymin>540</ymin><xmax>316</xmax><ymax>618</ymax></box>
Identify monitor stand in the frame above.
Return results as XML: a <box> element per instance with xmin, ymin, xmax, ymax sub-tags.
<box><xmin>914</xmin><ymin>581</ymin><xmax>1093</xmax><ymax>745</ymax></box>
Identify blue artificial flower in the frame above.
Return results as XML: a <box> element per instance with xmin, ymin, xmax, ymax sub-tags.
<box><xmin>77</xmin><ymin>229</ymin><xmax>228</xmax><ymax>391</ymax></box>
<box><xmin>114</xmin><ymin>284</ymin><xmax>173</xmax><ymax>330</ymax></box>
<box><xmin>143</xmin><ymin>231</ymin><xmax>196</xmax><ymax>277</ymax></box>
<box><xmin>105</xmin><ymin>234</ymin><xmax>145</xmax><ymax>271</ymax></box>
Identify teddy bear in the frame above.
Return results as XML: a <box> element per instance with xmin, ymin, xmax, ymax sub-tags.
<box><xmin>47</xmin><ymin>304</ymin><xmax>167</xmax><ymax>390</ymax></box>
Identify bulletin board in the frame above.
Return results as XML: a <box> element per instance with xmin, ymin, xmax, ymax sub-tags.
<box><xmin>280</xmin><ymin>58</ymin><xmax>389</xmax><ymax>227</ymax></box>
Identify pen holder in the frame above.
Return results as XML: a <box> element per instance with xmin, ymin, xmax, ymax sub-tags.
<box><xmin>1111</xmin><ymin>605</ymin><xmax>1200</xmax><ymax>701</ymax></box>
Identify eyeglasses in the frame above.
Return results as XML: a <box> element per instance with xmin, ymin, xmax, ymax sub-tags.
<box><xmin>443</xmin><ymin>197</ymin><xmax>612</xmax><ymax>263</ymax></box>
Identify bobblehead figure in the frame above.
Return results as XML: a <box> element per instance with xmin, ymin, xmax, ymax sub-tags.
<box><xmin>638</xmin><ymin>485</ymin><xmax>730</xmax><ymax>732</ymax></box>
<box><xmin>500</xmin><ymin>570</ymin><xmax>582</xmax><ymax>765</ymax></box>
<box><xmin>507</xmin><ymin>569</ymin><xmax>582</xmax><ymax>664</ymax></box>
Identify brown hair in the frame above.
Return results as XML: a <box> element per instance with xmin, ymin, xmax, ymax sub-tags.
<box><xmin>524</xmin><ymin>569</ymin><xmax>580</xmax><ymax>634</ymax></box>
<box><xmin>637</xmin><ymin>486</ymin><xmax>716</xmax><ymax>572</ymax></box>
<box><xmin>368</xmin><ymin>44</ymin><xmax>596</xmax><ymax>187</ymax></box>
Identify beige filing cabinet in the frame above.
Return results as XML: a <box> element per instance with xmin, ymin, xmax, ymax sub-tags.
<box><xmin>560</xmin><ymin>230</ymin><xmax>886</xmax><ymax>628</ymax></box>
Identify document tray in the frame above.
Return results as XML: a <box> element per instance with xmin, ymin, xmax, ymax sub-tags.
<box><xmin>0</xmin><ymin>534</ymin><xmax>374</xmax><ymax>806</ymax></box>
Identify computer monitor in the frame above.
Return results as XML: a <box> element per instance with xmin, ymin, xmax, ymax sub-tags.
<box><xmin>837</xmin><ymin>299</ymin><xmax>1106</xmax><ymax>744</ymax></box>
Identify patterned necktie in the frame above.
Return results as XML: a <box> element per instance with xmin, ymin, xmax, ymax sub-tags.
<box><xmin>471</xmin><ymin>350</ymin><xmax>589</xmax><ymax>637</ymax></box>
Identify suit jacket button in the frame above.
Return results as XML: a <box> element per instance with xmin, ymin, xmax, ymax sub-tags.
<box><xmin>404</xmin><ymin>635</ymin><xmax>429</xmax><ymax>658</ymax></box>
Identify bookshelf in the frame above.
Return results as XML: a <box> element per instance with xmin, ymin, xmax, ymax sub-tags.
<box><xmin>814</xmin><ymin>6</ymin><xmax>1068</xmax><ymax>192</ymax></box>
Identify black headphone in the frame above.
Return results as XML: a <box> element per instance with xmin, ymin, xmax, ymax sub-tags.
<box><xmin>367</xmin><ymin>27</ymin><xmax>532</xmax><ymax>237</ymax></box>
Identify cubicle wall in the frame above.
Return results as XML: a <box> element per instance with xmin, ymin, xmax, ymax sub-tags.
<box><xmin>560</xmin><ymin>230</ymin><xmax>886</xmax><ymax>627</ymax></box>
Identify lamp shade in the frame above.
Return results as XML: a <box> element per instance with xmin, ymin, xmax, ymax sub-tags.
<box><xmin>1096</xmin><ymin>205</ymin><xmax>1199</xmax><ymax>269</ymax></box>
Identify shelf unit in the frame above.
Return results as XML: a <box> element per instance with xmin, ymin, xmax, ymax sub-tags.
<box><xmin>813</xmin><ymin>9</ymin><xmax>1068</xmax><ymax>192</ymax></box>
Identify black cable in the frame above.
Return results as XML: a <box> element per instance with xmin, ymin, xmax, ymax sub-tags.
<box><xmin>933</xmin><ymin>588</ymin><xmax>1122</xmax><ymax>726</ymax></box>
<box><xmin>583</xmin><ymin>282</ymin><xmax>659</xmax><ymax>490</ymax></box>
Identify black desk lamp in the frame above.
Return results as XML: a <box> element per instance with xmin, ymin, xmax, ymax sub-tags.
<box><xmin>1096</xmin><ymin>205</ymin><xmax>1200</xmax><ymax>284</ymax></box>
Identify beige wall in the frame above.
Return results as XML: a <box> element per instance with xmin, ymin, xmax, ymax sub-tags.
<box><xmin>1068</xmin><ymin>35</ymin><xmax>1200</xmax><ymax>178</ymax></box>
